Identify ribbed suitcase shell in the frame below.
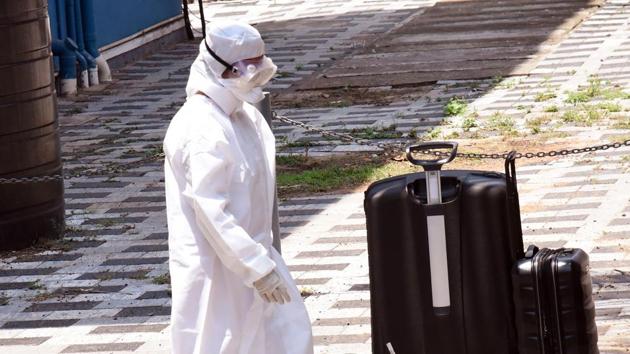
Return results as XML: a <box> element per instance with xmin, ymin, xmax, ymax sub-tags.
<box><xmin>513</xmin><ymin>247</ymin><xmax>598</xmax><ymax>354</ymax></box>
<box><xmin>364</xmin><ymin>170</ymin><xmax>523</xmax><ymax>354</ymax></box>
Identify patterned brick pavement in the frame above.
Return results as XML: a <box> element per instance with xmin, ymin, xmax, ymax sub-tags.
<box><xmin>0</xmin><ymin>0</ymin><xmax>629</xmax><ymax>353</ymax></box>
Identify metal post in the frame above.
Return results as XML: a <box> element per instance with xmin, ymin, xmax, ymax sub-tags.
<box><xmin>255</xmin><ymin>93</ymin><xmax>281</xmax><ymax>254</ymax></box>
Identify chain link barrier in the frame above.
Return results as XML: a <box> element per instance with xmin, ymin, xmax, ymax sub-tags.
<box><xmin>273</xmin><ymin>111</ymin><xmax>630</xmax><ymax>159</ymax></box>
<box><xmin>2</xmin><ymin>113</ymin><xmax>627</xmax><ymax>186</ymax></box>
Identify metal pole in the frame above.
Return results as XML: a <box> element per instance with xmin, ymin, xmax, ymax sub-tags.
<box><xmin>255</xmin><ymin>93</ymin><xmax>281</xmax><ymax>254</ymax></box>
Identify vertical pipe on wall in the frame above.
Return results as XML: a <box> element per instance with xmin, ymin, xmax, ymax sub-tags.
<box><xmin>53</xmin><ymin>0</ymin><xmax>78</xmax><ymax>95</ymax></box>
<box><xmin>65</xmin><ymin>0</ymin><xmax>89</xmax><ymax>88</ymax></box>
<box><xmin>81</xmin><ymin>0</ymin><xmax>111</xmax><ymax>82</ymax></box>
<box><xmin>74</xmin><ymin>0</ymin><xmax>98</xmax><ymax>85</ymax></box>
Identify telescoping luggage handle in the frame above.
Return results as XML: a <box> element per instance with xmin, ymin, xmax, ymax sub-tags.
<box><xmin>406</xmin><ymin>142</ymin><xmax>458</xmax><ymax>314</ymax></box>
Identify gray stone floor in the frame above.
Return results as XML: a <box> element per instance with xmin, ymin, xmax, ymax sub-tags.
<box><xmin>0</xmin><ymin>0</ymin><xmax>629</xmax><ymax>353</ymax></box>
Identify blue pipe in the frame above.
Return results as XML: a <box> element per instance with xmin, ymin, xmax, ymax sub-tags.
<box><xmin>73</xmin><ymin>0</ymin><xmax>96</xmax><ymax>69</ymax></box>
<box><xmin>80</xmin><ymin>0</ymin><xmax>99</xmax><ymax>59</ymax></box>
<box><xmin>65</xmin><ymin>0</ymin><xmax>89</xmax><ymax>72</ymax></box>
<box><xmin>51</xmin><ymin>38</ymin><xmax>78</xmax><ymax>80</ymax></box>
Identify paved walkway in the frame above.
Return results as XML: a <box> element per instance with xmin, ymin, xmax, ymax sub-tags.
<box><xmin>0</xmin><ymin>0</ymin><xmax>629</xmax><ymax>353</ymax></box>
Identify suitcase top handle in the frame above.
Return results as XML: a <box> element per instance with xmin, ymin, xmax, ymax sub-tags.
<box><xmin>406</xmin><ymin>142</ymin><xmax>459</xmax><ymax>171</ymax></box>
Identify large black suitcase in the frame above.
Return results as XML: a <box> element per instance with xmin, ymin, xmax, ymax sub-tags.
<box><xmin>364</xmin><ymin>142</ymin><xmax>524</xmax><ymax>354</ymax></box>
<box><xmin>513</xmin><ymin>245</ymin><xmax>599</xmax><ymax>354</ymax></box>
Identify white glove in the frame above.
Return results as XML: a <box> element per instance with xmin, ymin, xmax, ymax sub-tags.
<box><xmin>253</xmin><ymin>269</ymin><xmax>291</xmax><ymax>304</ymax></box>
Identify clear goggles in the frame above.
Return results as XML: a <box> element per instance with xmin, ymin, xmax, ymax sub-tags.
<box><xmin>229</xmin><ymin>56</ymin><xmax>277</xmax><ymax>86</ymax></box>
<box><xmin>204</xmin><ymin>40</ymin><xmax>276</xmax><ymax>86</ymax></box>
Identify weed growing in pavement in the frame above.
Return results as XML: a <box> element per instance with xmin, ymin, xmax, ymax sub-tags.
<box><xmin>28</xmin><ymin>281</ymin><xmax>45</xmax><ymax>291</ymax></box>
<box><xmin>445</xmin><ymin>131</ymin><xmax>460</xmax><ymax>139</ymax></box>
<box><xmin>600</xmin><ymin>88</ymin><xmax>630</xmax><ymax>100</ymax></box>
<box><xmin>275</xmin><ymin>71</ymin><xmax>293</xmax><ymax>78</ymax></box>
<box><xmin>153</xmin><ymin>273</ymin><xmax>171</xmax><ymax>285</ymax></box>
<box><xmin>350</xmin><ymin>126</ymin><xmax>402</xmax><ymax>140</ymax></box>
<box><xmin>611</xmin><ymin>118</ymin><xmax>630</xmax><ymax>129</ymax></box>
<box><xmin>295</xmin><ymin>64</ymin><xmax>304</xmax><ymax>71</ymax></box>
<box><xmin>408</xmin><ymin>128</ymin><xmax>418</xmax><ymax>139</ymax></box>
<box><xmin>596</xmin><ymin>102</ymin><xmax>622</xmax><ymax>113</ymax></box>
<box><xmin>0</xmin><ymin>296</ymin><xmax>8</xmax><ymax>306</ymax></box>
<box><xmin>561</xmin><ymin>104</ymin><xmax>606</xmax><ymax>126</ymax></box>
<box><xmin>534</xmin><ymin>91</ymin><xmax>557</xmax><ymax>102</ymax></box>
<box><xmin>443</xmin><ymin>97</ymin><xmax>467</xmax><ymax>116</ymax></box>
<box><xmin>565</xmin><ymin>91</ymin><xmax>591</xmax><ymax>104</ymax></box>
<box><xmin>544</xmin><ymin>105</ymin><xmax>559</xmax><ymax>113</ymax></box>
<box><xmin>425</xmin><ymin>127</ymin><xmax>442</xmax><ymax>140</ymax></box>
<box><xmin>129</xmin><ymin>273</ymin><xmax>148</xmax><ymax>280</ymax></box>
<box><xmin>461</xmin><ymin>113</ymin><xmax>479</xmax><ymax>131</ymax></box>
<box><xmin>486</xmin><ymin>112</ymin><xmax>516</xmax><ymax>135</ymax></box>
<box><xmin>492</xmin><ymin>75</ymin><xmax>503</xmax><ymax>86</ymax></box>
<box><xmin>526</xmin><ymin>116</ymin><xmax>551</xmax><ymax>134</ymax></box>
<box><xmin>283</xmin><ymin>140</ymin><xmax>315</xmax><ymax>149</ymax></box>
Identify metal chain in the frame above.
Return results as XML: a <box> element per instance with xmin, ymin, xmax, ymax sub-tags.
<box><xmin>273</xmin><ymin>112</ymin><xmax>405</xmax><ymax>149</ymax></box>
<box><xmin>0</xmin><ymin>154</ymin><xmax>165</xmax><ymax>185</ymax></box>
<box><xmin>273</xmin><ymin>111</ymin><xmax>630</xmax><ymax>158</ymax></box>
<box><xmin>2</xmin><ymin>113</ymin><xmax>627</xmax><ymax>185</ymax></box>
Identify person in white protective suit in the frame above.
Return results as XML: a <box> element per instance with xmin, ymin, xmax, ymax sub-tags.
<box><xmin>163</xmin><ymin>20</ymin><xmax>314</xmax><ymax>354</ymax></box>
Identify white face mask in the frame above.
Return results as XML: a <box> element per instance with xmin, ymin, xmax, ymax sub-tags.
<box><xmin>219</xmin><ymin>56</ymin><xmax>277</xmax><ymax>103</ymax></box>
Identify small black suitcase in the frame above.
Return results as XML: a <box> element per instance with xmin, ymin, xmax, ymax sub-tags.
<box><xmin>513</xmin><ymin>245</ymin><xmax>599</xmax><ymax>354</ymax></box>
<box><xmin>365</xmin><ymin>142</ymin><xmax>524</xmax><ymax>354</ymax></box>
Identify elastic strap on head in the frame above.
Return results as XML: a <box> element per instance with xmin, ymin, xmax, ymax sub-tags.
<box><xmin>204</xmin><ymin>39</ymin><xmax>239</xmax><ymax>74</ymax></box>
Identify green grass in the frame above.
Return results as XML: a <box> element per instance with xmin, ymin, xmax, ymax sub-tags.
<box><xmin>565</xmin><ymin>91</ymin><xmax>591</xmax><ymax>104</ymax></box>
<box><xmin>461</xmin><ymin>113</ymin><xmax>479</xmax><ymax>131</ymax></box>
<box><xmin>534</xmin><ymin>91</ymin><xmax>557</xmax><ymax>102</ymax></box>
<box><xmin>277</xmin><ymin>160</ymin><xmax>417</xmax><ymax>194</ymax></box>
<box><xmin>443</xmin><ymin>97</ymin><xmax>468</xmax><ymax>116</ymax></box>
<box><xmin>612</xmin><ymin>118</ymin><xmax>630</xmax><ymax>129</ymax></box>
<box><xmin>153</xmin><ymin>273</ymin><xmax>171</xmax><ymax>285</ymax></box>
<box><xmin>526</xmin><ymin>116</ymin><xmax>551</xmax><ymax>134</ymax></box>
<box><xmin>350</xmin><ymin>125</ymin><xmax>402</xmax><ymax>140</ymax></box>
<box><xmin>561</xmin><ymin>104</ymin><xmax>606</xmax><ymax>126</ymax></box>
<box><xmin>544</xmin><ymin>105</ymin><xmax>559</xmax><ymax>113</ymax></box>
<box><xmin>424</xmin><ymin>127</ymin><xmax>442</xmax><ymax>140</ymax></box>
<box><xmin>486</xmin><ymin>112</ymin><xmax>516</xmax><ymax>135</ymax></box>
<box><xmin>28</xmin><ymin>281</ymin><xmax>45</xmax><ymax>291</ymax></box>
<box><xmin>277</xmin><ymin>155</ymin><xmax>309</xmax><ymax>167</ymax></box>
<box><xmin>596</xmin><ymin>102</ymin><xmax>622</xmax><ymax>113</ymax></box>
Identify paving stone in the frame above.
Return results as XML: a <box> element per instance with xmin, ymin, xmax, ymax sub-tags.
<box><xmin>2</xmin><ymin>319</ymin><xmax>79</xmax><ymax>329</ymax></box>
<box><xmin>24</xmin><ymin>301</ymin><xmax>101</xmax><ymax>313</ymax></box>
<box><xmin>313</xmin><ymin>317</ymin><xmax>371</xmax><ymax>326</ymax></box>
<box><xmin>89</xmin><ymin>323</ymin><xmax>169</xmax><ymax>334</ymax></box>
<box><xmin>0</xmin><ymin>268</ymin><xmax>58</xmax><ymax>277</ymax></box>
<box><xmin>314</xmin><ymin>333</ymin><xmax>370</xmax><ymax>345</ymax></box>
<box><xmin>332</xmin><ymin>299</ymin><xmax>370</xmax><ymax>309</ymax></box>
<box><xmin>0</xmin><ymin>282</ymin><xmax>38</xmax><ymax>290</ymax></box>
<box><xmin>14</xmin><ymin>253</ymin><xmax>82</xmax><ymax>263</ymax></box>
<box><xmin>144</xmin><ymin>232</ymin><xmax>168</xmax><ymax>240</ymax></box>
<box><xmin>136</xmin><ymin>290</ymin><xmax>171</xmax><ymax>300</ymax></box>
<box><xmin>61</xmin><ymin>342</ymin><xmax>144</xmax><ymax>353</ymax></box>
<box><xmin>288</xmin><ymin>263</ymin><xmax>350</xmax><ymax>271</ymax></box>
<box><xmin>114</xmin><ymin>306</ymin><xmax>171</xmax><ymax>317</ymax></box>
<box><xmin>101</xmin><ymin>257</ymin><xmax>168</xmax><ymax>266</ymax></box>
<box><xmin>122</xmin><ymin>244</ymin><xmax>169</xmax><ymax>253</ymax></box>
<box><xmin>0</xmin><ymin>337</ymin><xmax>50</xmax><ymax>346</ymax></box>
<box><xmin>295</xmin><ymin>249</ymin><xmax>365</xmax><ymax>258</ymax></box>
<box><xmin>75</xmin><ymin>270</ymin><xmax>149</xmax><ymax>280</ymax></box>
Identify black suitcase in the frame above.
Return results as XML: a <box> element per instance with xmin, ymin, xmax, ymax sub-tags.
<box><xmin>513</xmin><ymin>245</ymin><xmax>599</xmax><ymax>354</ymax></box>
<box><xmin>364</xmin><ymin>142</ymin><xmax>524</xmax><ymax>354</ymax></box>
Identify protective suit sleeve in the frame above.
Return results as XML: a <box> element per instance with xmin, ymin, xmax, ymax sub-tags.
<box><xmin>183</xmin><ymin>137</ymin><xmax>276</xmax><ymax>287</ymax></box>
